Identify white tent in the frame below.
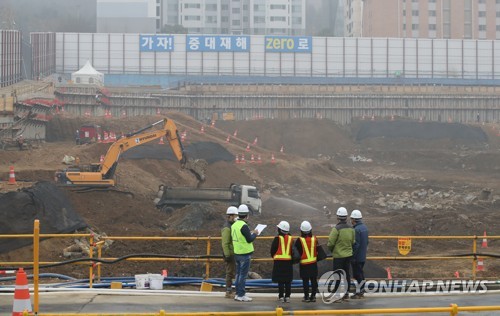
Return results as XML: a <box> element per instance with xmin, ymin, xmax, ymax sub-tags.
<box><xmin>71</xmin><ymin>61</ymin><xmax>104</xmax><ymax>85</ymax></box>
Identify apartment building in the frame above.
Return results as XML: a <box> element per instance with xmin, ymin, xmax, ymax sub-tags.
<box><xmin>362</xmin><ymin>0</ymin><xmax>500</xmax><ymax>39</ymax></box>
<box><xmin>168</xmin><ymin>0</ymin><xmax>305</xmax><ymax>35</ymax></box>
<box><xmin>344</xmin><ymin>0</ymin><xmax>363</xmax><ymax>37</ymax></box>
<box><xmin>97</xmin><ymin>0</ymin><xmax>159</xmax><ymax>33</ymax></box>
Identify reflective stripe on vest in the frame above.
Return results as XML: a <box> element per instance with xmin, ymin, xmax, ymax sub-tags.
<box><xmin>273</xmin><ymin>235</ymin><xmax>292</xmax><ymax>260</ymax></box>
<box><xmin>231</xmin><ymin>220</ymin><xmax>254</xmax><ymax>255</ymax></box>
<box><xmin>299</xmin><ymin>236</ymin><xmax>317</xmax><ymax>265</ymax></box>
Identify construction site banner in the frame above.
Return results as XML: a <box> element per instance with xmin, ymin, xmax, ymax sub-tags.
<box><xmin>186</xmin><ymin>35</ymin><xmax>250</xmax><ymax>52</ymax></box>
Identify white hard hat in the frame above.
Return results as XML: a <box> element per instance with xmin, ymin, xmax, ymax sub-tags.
<box><xmin>351</xmin><ymin>209</ymin><xmax>362</xmax><ymax>219</ymax></box>
<box><xmin>336</xmin><ymin>207</ymin><xmax>348</xmax><ymax>217</ymax></box>
<box><xmin>238</xmin><ymin>204</ymin><xmax>249</xmax><ymax>214</ymax></box>
<box><xmin>277</xmin><ymin>221</ymin><xmax>290</xmax><ymax>232</ymax></box>
<box><xmin>300</xmin><ymin>221</ymin><xmax>312</xmax><ymax>232</ymax></box>
<box><xmin>226</xmin><ymin>206</ymin><xmax>238</xmax><ymax>215</ymax></box>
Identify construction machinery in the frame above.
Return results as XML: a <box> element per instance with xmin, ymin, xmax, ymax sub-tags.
<box><xmin>55</xmin><ymin>118</ymin><xmax>207</xmax><ymax>187</ymax></box>
<box><xmin>154</xmin><ymin>183</ymin><xmax>262</xmax><ymax>214</ymax></box>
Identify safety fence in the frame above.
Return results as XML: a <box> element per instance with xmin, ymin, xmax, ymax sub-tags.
<box><xmin>16</xmin><ymin>304</ymin><xmax>500</xmax><ymax>315</ymax></box>
<box><xmin>1</xmin><ymin>220</ymin><xmax>500</xmax><ymax>314</ymax></box>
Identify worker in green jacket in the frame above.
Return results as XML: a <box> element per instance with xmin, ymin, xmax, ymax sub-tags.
<box><xmin>221</xmin><ymin>206</ymin><xmax>239</xmax><ymax>298</ymax></box>
<box><xmin>327</xmin><ymin>207</ymin><xmax>355</xmax><ymax>302</ymax></box>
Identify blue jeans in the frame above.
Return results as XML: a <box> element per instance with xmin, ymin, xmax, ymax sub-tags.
<box><xmin>234</xmin><ymin>254</ymin><xmax>251</xmax><ymax>297</ymax></box>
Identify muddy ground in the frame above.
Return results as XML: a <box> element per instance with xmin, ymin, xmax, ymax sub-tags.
<box><xmin>1</xmin><ymin>113</ymin><xmax>500</xmax><ymax>281</ymax></box>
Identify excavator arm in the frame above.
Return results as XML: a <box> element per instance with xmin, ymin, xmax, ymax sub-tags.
<box><xmin>55</xmin><ymin>118</ymin><xmax>206</xmax><ymax>187</ymax></box>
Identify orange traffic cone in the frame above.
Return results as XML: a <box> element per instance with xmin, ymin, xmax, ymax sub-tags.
<box><xmin>99</xmin><ymin>155</ymin><xmax>104</xmax><ymax>164</ymax></box>
<box><xmin>159</xmin><ymin>137</ymin><xmax>165</xmax><ymax>145</ymax></box>
<box><xmin>200</xmin><ymin>126</ymin><xmax>205</xmax><ymax>134</ymax></box>
<box><xmin>257</xmin><ymin>154</ymin><xmax>262</xmax><ymax>164</ymax></box>
<box><xmin>97</xmin><ymin>134</ymin><xmax>102</xmax><ymax>143</ymax></box>
<box><xmin>253</xmin><ymin>137</ymin><xmax>258</xmax><ymax>145</ymax></box>
<box><xmin>482</xmin><ymin>231</ymin><xmax>488</xmax><ymax>248</ymax></box>
<box><xmin>240</xmin><ymin>154</ymin><xmax>246</xmax><ymax>164</ymax></box>
<box><xmin>246</xmin><ymin>144</ymin><xmax>250</xmax><ymax>152</ymax></box>
<box><xmin>211</xmin><ymin>121</ymin><xmax>215</xmax><ymax>128</ymax></box>
<box><xmin>12</xmin><ymin>268</ymin><xmax>32</xmax><ymax>316</ymax></box>
<box><xmin>233</xmin><ymin>129</ymin><xmax>238</xmax><ymax>137</ymax></box>
<box><xmin>250</xmin><ymin>154</ymin><xmax>255</xmax><ymax>163</ymax></box>
<box><xmin>385</xmin><ymin>267</ymin><xmax>392</xmax><ymax>280</ymax></box>
<box><xmin>225</xmin><ymin>135</ymin><xmax>230</xmax><ymax>143</ymax></box>
<box><xmin>280</xmin><ymin>145</ymin><xmax>284</xmax><ymax>153</ymax></box>
<box><xmin>8</xmin><ymin>166</ymin><xmax>16</xmax><ymax>185</ymax></box>
<box><xmin>271</xmin><ymin>154</ymin><xmax>276</xmax><ymax>164</ymax></box>
<box><xmin>477</xmin><ymin>259</ymin><xmax>485</xmax><ymax>271</ymax></box>
<box><xmin>235</xmin><ymin>155</ymin><xmax>240</xmax><ymax>164</ymax></box>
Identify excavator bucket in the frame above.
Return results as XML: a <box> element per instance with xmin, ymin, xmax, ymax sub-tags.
<box><xmin>184</xmin><ymin>158</ymin><xmax>207</xmax><ymax>183</ymax></box>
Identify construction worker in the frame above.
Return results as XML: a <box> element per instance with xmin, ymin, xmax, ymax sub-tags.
<box><xmin>294</xmin><ymin>221</ymin><xmax>325</xmax><ymax>303</ymax></box>
<box><xmin>231</xmin><ymin>204</ymin><xmax>257</xmax><ymax>302</ymax></box>
<box><xmin>75</xmin><ymin>129</ymin><xmax>81</xmax><ymax>145</ymax></box>
<box><xmin>350</xmin><ymin>209</ymin><xmax>369</xmax><ymax>299</ymax></box>
<box><xmin>16</xmin><ymin>135</ymin><xmax>24</xmax><ymax>151</ymax></box>
<box><xmin>327</xmin><ymin>207</ymin><xmax>355</xmax><ymax>302</ymax></box>
<box><xmin>221</xmin><ymin>206</ymin><xmax>239</xmax><ymax>298</ymax></box>
<box><xmin>270</xmin><ymin>221</ymin><xmax>293</xmax><ymax>303</ymax></box>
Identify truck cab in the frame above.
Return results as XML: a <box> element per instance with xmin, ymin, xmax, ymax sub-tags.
<box><xmin>236</xmin><ymin>184</ymin><xmax>262</xmax><ymax>215</ymax></box>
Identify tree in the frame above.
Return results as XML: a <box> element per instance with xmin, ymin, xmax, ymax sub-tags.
<box><xmin>161</xmin><ymin>24</ymin><xmax>188</xmax><ymax>34</ymax></box>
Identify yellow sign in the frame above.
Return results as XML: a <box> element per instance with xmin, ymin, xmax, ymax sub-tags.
<box><xmin>398</xmin><ymin>238</ymin><xmax>412</xmax><ymax>256</ymax></box>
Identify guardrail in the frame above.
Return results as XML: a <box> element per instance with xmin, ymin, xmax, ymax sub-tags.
<box><xmin>1</xmin><ymin>220</ymin><xmax>500</xmax><ymax>315</ymax></box>
<box><xmin>18</xmin><ymin>304</ymin><xmax>500</xmax><ymax>315</ymax></box>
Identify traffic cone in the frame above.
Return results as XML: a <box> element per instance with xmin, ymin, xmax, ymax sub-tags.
<box><xmin>12</xmin><ymin>268</ymin><xmax>32</xmax><ymax>316</ymax></box>
<box><xmin>257</xmin><ymin>154</ymin><xmax>262</xmax><ymax>164</ymax></box>
<box><xmin>99</xmin><ymin>155</ymin><xmax>104</xmax><ymax>164</ymax></box>
<box><xmin>477</xmin><ymin>258</ymin><xmax>485</xmax><ymax>271</ymax></box>
<box><xmin>250</xmin><ymin>154</ymin><xmax>255</xmax><ymax>163</ymax></box>
<box><xmin>211</xmin><ymin>121</ymin><xmax>215</xmax><ymax>128</ymax></box>
<box><xmin>156</xmin><ymin>108</ymin><xmax>161</xmax><ymax>116</ymax></box>
<box><xmin>246</xmin><ymin>144</ymin><xmax>250</xmax><ymax>152</ymax></box>
<box><xmin>482</xmin><ymin>231</ymin><xmax>488</xmax><ymax>248</ymax></box>
<box><xmin>271</xmin><ymin>154</ymin><xmax>276</xmax><ymax>164</ymax></box>
<box><xmin>225</xmin><ymin>135</ymin><xmax>230</xmax><ymax>143</ymax></box>
<box><xmin>233</xmin><ymin>129</ymin><xmax>238</xmax><ymax>137</ymax></box>
<box><xmin>454</xmin><ymin>271</ymin><xmax>460</xmax><ymax>278</ymax></box>
<box><xmin>252</xmin><ymin>137</ymin><xmax>258</xmax><ymax>145</ymax></box>
<box><xmin>97</xmin><ymin>134</ymin><xmax>102</xmax><ymax>143</ymax></box>
<box><xmin>200</xmin><ymin>126</ymin><xmax>205</xmax><ymax>134</ymax></box>
<box><xmin>385</xmin><ymin>267</ymin><xmax>392</xmax><ymax>280</ymax></box>
<box><xmin>181</xmin><ymin>133</ymin><xmax>185</xmax><ymax>142</ymax></box>
<box><xmin>159</xmin><ymin>137</ymin><xmax>165</xmax><ymax>145</ymax></box>
<box><xmin>280</xmin><ymin>145</ymin><xmax>284</xmax><ymax>153</ymax></box>
<box><xmin>235</xmin><ymin>154</ymin><xmax>239</xmax><ymax>164</ymax></box>
<box><xmin>8</xmin><ymin>166</ymin><xmax>16</xmax><ymax>185</ymax></box>
<box><xmin>240</xmin><ymin>154</ymin><xmax>246</xmax><ymax>164</ymax></box>
<box><xmin>103</xmin><ymin>132</ymin><xmax>109</xmax><ymax>143</ymax></box>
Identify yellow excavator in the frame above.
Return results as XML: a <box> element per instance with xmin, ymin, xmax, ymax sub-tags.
<box><xmin>55</xmin><ymin>118</ymin><xmax>207</xmax><ymax>187</ymax></box>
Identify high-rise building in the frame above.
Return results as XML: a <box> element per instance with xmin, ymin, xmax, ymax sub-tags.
<box><xmin>164</xmin><ymin>0</ymin><xmax>305</xmax><ymax>35</ymax></box>
<box><xmin>97</xmin><ymin>0</ymin><xmax>159</xmax><ymax>33</ymax></box>
<box><xmin>362</xmin><ymin>0</ymin><xmax>500</xmax><ymax>39</ymax></box>
<box><xmin>344</xmin><ymin>0</ymin><xmax>363</xmax><ymax>37</ymax></box>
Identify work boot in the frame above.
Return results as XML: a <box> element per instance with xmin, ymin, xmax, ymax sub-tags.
<box><xmin>342</xmin><ymin>293</ymin><xmax>350</xmax><ymax>301</ymax></box>
<box><xmin>225</xmin><ymin>290</ymin><xmax>234</xmax><ymax>299</ymax></box>
<box><xmin>301</xmin><ymin>295</ymin><xmax>310</xmax><ymax>302</ymax></box>
<box><xmin>350</xmin><ymin>293</ymin><xmax>364</xmax><ymax>299</ymax></box>
<box><xmin>309</xmin><ymin>296</ymin><xmax>316</xmax><ymax>303</ymax></box>
<box><xmin>284</xmin><ymin>297</ymin><xmax>290</xmax><ymax>303</ymax></box>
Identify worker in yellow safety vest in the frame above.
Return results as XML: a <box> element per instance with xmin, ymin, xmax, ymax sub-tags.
<box><xmin>270</xmin><ymin>221</ymin><xmax>293</xmax><ymax>303</ymax></box>
<box><xmin>231</xmin><ymin>204</ymin><xmax>257</xmax><ymax>302</ymax></box>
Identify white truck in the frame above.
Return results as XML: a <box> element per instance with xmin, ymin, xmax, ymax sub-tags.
<box><xmin>154</xmin><ymin>184</ymin><xmax>262</xmax><ymax>215</ymax></box>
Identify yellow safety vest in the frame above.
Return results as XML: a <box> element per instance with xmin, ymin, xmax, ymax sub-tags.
<box><xmin>299</xmin><ymin>236</ymin><xmax>317</xmax><ymax>265</ymax></box>
<box><xmin>231</xmin><ymin>220</ymin><xmax>254</xmax><ymax>255</ymax></box>
<box><xmin>273</xmin><ymin>235</ymin><xmax>292</xmax><ymax>260</ymax></box>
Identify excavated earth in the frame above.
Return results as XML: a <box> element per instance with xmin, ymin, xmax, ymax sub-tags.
<box><xmin>1</xmin><ymin>113</ymin><xmax>500</xmax><ymax>281</ymax></box>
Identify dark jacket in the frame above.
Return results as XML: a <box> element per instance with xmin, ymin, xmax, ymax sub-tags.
<box><xmin>352</xmin><ymin>221</ymin><xmax>369</xmax><ymax>262</ymax></box>
<box><xmin>293</xmin><ymin>234</ymin><xmax>319</xmax><ymax>279</ymax></box>
<box><xmin>270</xmin><ymin>232</ymin><xmax>294</xmax><ymax>283</ymax></box>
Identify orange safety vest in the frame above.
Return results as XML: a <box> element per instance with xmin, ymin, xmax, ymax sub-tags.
<box><xmin>273</xmin><ymin>235</ymin><xmax>292</xmax><ymax>260</ymax></box>
<box><xmin>299</xmin><ymin>236</ymin><xmax>317</xmax><ymax>265</ymax></box>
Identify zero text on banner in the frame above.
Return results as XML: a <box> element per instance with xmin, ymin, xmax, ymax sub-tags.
<box><xmin>265</xmin><ymin>36</ymin><xmax>312</xmax><ymax>53</ymax></box>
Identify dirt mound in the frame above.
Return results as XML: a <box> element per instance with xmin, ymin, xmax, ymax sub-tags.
<box><xmin>354</xmin><ymin>121</ymin><xmax>489</xmax><ymax>150</ymax></box>
<box><xmin>122</xmin><ymin>141</ymin><xmax>233</xmax><ymax>164</ymax></box>
<box><xmin>216</xmin><ymin>119</ymin><xmax>355</xmax><ymax>158</ymax></box>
